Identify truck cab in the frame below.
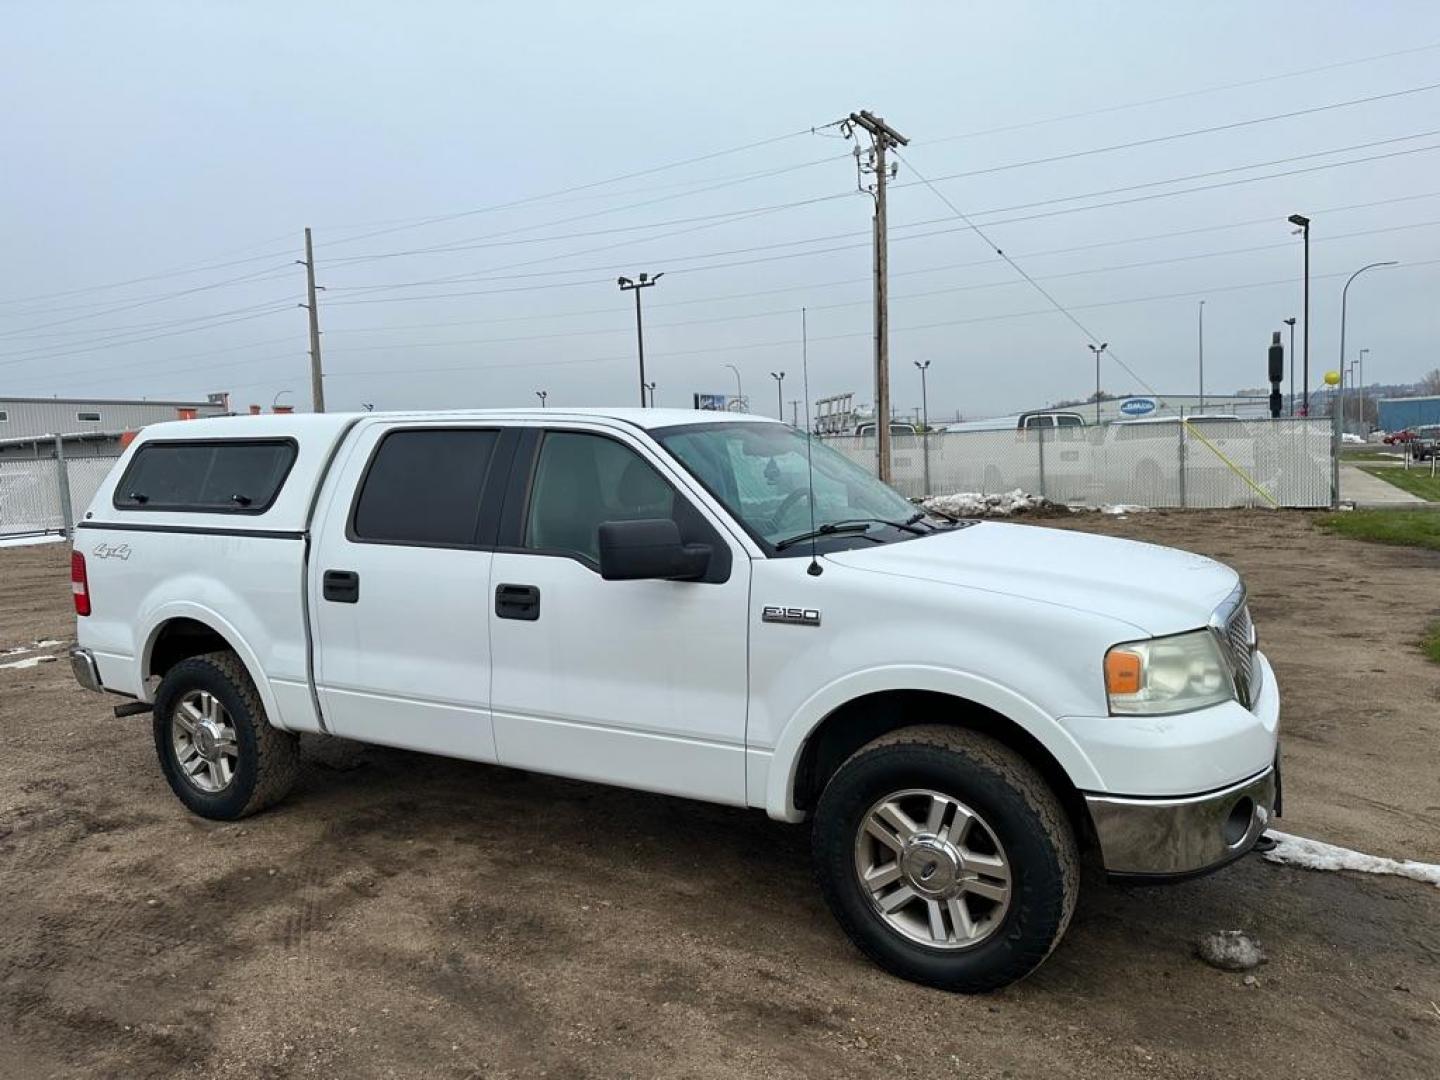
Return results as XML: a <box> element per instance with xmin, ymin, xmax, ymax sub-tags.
<box><xmin>70</xmin><ymin>408</ymin><xmax>1279</xmax><ymax>992</ymax></box>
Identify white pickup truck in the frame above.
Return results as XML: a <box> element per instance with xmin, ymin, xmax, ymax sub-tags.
<box><xmin>68</xmin><ymin>408</ymin><xmax>1279</xmax><ymax>992</ymax></box>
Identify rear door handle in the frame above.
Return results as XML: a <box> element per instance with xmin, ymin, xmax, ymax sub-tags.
<box><xmin>323</xmin><ymin>569</ymin><xmax>360</xmax><ymax>603</ymax></box>
<box><xmin>495</xmin><ymin>583</ymin><xmax>540</xmax><ymax>621</ymax></box>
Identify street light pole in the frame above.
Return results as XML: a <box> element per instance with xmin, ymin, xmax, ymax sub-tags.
<box><xmin>1283</xmin><ymin>317</ymin><xmax>1297</xmax><ymax>416</ymax></box>
<box><xmin>1358</xmin><ymin>347</ymin><xmax>1370</xmax><ymax>432</ymax></box>
<box><xmin>723</xmin><ymin>363</ymin><xmax>743</xmax><ymax>407</ymax></box>
<box><xmin>618</xmin><ymin>272</ymin><xmax>663</xmax><ymax>407</ymax></box>
<box><xmin>914</xmin><ymin>359</ymin><xmax>931</xmax><ymax>496</ymax></box>
<box><xmin>535</xmin><ymin>390</ymin><xmax>547</xmax><ymax>408</ymax></box>
<box><xmin>770</xmin><ymin>371</ymin><xmax>785</xmax><ymax>420</ymax></box>
<box><xmin>1198</xmin><ymin>300</ymin><xmax>1205</xmax><ymax>412</ymax></box>
<box><xmin>1087</xmin><ymin>343</ymin><xmax>1108</xmax><ymax>424</ymax></box>
<box><xmin>644</xmin><ymin>382</ymin><xmax>657</xmax><ymax>408</ymax></box>
<box><xmin>1339</xmin><ymin>260</ymin><xmax>1397</xmax><ymax>433</ymax></box>
<box><xmin>1287</xmin><ymin>214</ymin><xmax>1311</xmax><ymax>414</ymax></box>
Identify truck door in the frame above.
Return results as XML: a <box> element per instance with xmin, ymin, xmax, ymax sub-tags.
<box><xmin>309</xmin><ymin>422</ymin><xmax>512</xmax><ymax>761</ymax></box>
<box><xmin>487</xmin><ymin>423</ymin><xmax>751</xmax><ymax>804</ymax></box>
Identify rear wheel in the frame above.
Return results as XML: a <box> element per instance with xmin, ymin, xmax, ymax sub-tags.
<box><xmin>152</xmin><ymin>651</ymin><xmax>299</xmax><ymax>820</ymax></box>
<box><xmin>812</xmin><ymin>725</ymin><xmax>1079</xmax><ymax>992</ymax></box>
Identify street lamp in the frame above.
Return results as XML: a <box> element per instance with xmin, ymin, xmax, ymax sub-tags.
<box><xmin>1339</xmin><ymin>261</ymin><xmax>1397</xmax><ymax>433</ymax></box>
<box><xmin>914</xmin><ymin>360</ymin><xmax>932</xmax><ymax>496</ymax></box>
<box><xmin>535</xmin><ymin>390</ymin><xmax>547</xmax><ymax>408</ymax></box>
<box><xmin>1283</xmin><ymin>317</ymin><xmax>1297</xmax><ymax>416</ymax></box>
<box><xmin>723</xmin><ymin>363</ymin><xmax>743</xmax><ymax>407</ymax></box>
<box><xmin>644</xmin><ymin>382</ymin><xmax>657</xmax><ymax>408</ymax></box>
<box><xmin>770</xmin><ymin>371</ymin><xmax>785</xmax><ymax>420</ymax></box>
<box><xmin>1087</xmin><ymin>343</ymin><xmax>1108</xmax><ymax>424</ymax></box>
<box><xmin>1287</xmin><ymin>214</ymin><xmax>1310</xmax><ymax>415</ymax></box>
<box><xmin>618</xmin><ymin>272</ymin><xmax>663</xmax><ymax>407</ymax></box>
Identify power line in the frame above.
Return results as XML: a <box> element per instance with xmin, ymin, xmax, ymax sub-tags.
<box><xmin>926</xmin><ymin>40</ymin><xmax>1440</xmax><ymax>143</ymax></box>
<box><xmin>0</xmin><ymin>302</ymin><xmax>296</xmax><ymax>368</ymax></box>
<box><xmin>316</xmin><ymin>128</ymin><xmax>825</xmax><ymax>250</ymax></box>
<box><xmin>315</xmin><ymin>134</ymin><xmax>1440</xmax><ymax>308</ymax></box>
<box><xmin>920</xmin><ymin>81</ymin><xmax>1440</xmax><ymax>181</ymax></box>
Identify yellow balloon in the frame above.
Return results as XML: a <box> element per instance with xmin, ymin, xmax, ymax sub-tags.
<box><xmin>1323</xmin><ymin>370</ymin><xmax>1341</xmax><ymax>386</ymax></box>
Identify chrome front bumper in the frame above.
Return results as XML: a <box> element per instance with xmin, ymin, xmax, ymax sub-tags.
<box><xmin>1085</xmin><ymin>765</ymin><xmax>1277</xmax><ymax>878</ymax></box>
<box><xmin>69</xmin><ymin>645</ymin><xmax>103</xmax><ymax>693</ymax></box>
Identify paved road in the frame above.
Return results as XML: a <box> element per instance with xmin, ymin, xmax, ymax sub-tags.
<box><xmin>1337</xmin><ymin>463</ymin><xmax>1426</xmax><ymax>506</ymax></box>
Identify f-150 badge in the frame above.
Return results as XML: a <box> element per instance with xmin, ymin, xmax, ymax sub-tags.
<box><xmin>762</xmin><ymin>605</ymin><xmax>820</xmax><ymax>627</ymax></box>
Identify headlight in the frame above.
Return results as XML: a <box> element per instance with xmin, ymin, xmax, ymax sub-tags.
<box><xmin>1104</xmin><ymin>630</ymin><xmax>1235</xmax><ymax>715</ymax></box>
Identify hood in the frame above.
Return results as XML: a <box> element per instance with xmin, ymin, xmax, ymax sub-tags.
<box><xmin>825</xmin><ymin>522</ymin><xmax>1239</xmax><ymax>637</ymax></box>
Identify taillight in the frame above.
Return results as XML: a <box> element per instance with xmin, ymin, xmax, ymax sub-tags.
<box><xmin>71</xmin><ymin>550</ymin><xmax>91</xmax><ymax>616</ymax></box>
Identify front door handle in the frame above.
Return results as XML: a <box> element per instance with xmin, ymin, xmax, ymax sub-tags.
<box><xmin>323</xmin><ymin>569</ymin><xmax>360</xmax><ymax>603</ymax></box>
<box><xmin>495</xmin><ymin>583</ymin><xmax>540</xmax><ymax>621</ymax></box>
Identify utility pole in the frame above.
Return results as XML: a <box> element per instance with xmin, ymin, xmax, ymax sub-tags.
<box><xmin>770</xmin><ymin>371</ymin><xmax>785</xmax><ymax>420</ymax></box>
<box><xmin>1283</xmin><ymin>317</ymin><xmax>1297</xmax><ymax>415</ymax></box>
<box><xmin>1287</xmin><ymin>214</ymin><xmax>1310</xmax><ymax>415</ymax></box>
<box><xmin>618</xmin><ymin>273</ymin><xmax>662</xmax><ymax>406</ymax></box>
<box><xmin>299</xmin><ymin>227</ymin><xmax>325</xmax><ymax>413</ymax></box>
<box><xmin>844</xmin><ymin>110</ymin><xmax>909</xmax><ymax>483</ymax></box>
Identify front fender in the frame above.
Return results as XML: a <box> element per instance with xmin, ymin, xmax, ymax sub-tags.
<box><xmin>763</xmin><ymin>664</ymin><xmax>1103</xmax><ymax>822</ymax></box>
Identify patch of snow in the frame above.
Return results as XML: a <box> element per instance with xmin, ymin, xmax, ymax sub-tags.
<box><xmin>0</xmin><ymin>534</ymin><xmax>65</xmax><ymax>549</ymax></box>
<box><xmin>1263</xmin><ymin>830</ymin><xmax>1440</xmax><ymax>889</ymax></box>
<box><xmin>1100</xmin><ymin>504</ymin><xmax>1152</xmax><ymax>516</ymax></box>
<box><xmin>0</xmin><ymin>654</ymin><xmax>59</xmax><ymax>670</ymax></box>
<box><xmin>923</xmin><ymin>489</ymin><xmax>1064</xmax><ymax>518</ymax></box>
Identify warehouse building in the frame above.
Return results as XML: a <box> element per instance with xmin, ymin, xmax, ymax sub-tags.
<box><xmin>1377</xmin><ymin>395</ymin><xmax>1440</xmax><ymax>432</ymax></box>
<box><xmin>0</xmin><ymin>393</ymin><xmax>231</xmax><ymax>459</ymax></box>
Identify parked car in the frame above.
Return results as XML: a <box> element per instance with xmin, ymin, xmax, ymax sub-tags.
<box><xmin>69</xmin><ymin>409</ymin><xmax>1279</xmax><ymax>992</ymax></box>
<box><xmin>1411</xmin><ymin>425</ymin><xmax>1440</xmax><ymax>461</ymax></box>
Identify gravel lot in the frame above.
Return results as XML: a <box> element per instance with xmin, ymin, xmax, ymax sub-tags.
<box><xmin>2</xmin><ymin>512</ymin><xmax>1438</xmax><ymax>1079</ymax></box>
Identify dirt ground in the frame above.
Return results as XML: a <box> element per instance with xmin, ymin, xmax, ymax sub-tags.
<box><xmin>2</xmin><ymin>513</ymin><xmax>1438</xmax><ymax>1080</ymax></box>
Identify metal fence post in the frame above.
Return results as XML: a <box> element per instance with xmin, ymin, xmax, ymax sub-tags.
<box><xmin>1177</xmin><ymin>422</ymin><xmax>1187</xmax><ymax>508</ymax></box>
<box><xmin>921</xmin><ymin>429</ymin><xmax>932</xmax><ymax>498</ymax></box>
<box><xmin>53</xmin><ymin>435</ymin><xmax>74</xmax><ymax>539</ymax></box>
<box><xmin>1036</xmin><ymin>424</ymin><xmax>1047</xmax><ymax>499</ymax></box>
<box><xmin>1330</xmin><ymin>408</ymin><xmax>1341</xmax><ymax>506</ymax></box>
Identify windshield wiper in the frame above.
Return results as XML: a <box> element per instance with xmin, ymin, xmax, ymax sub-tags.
<box><xmin>774</xmin><ymin>516</ymin><xmax>926</xmax><ymax>551</ymax></box>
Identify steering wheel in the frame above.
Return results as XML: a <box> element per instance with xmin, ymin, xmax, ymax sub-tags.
<box><xmin>772</xmin><ymin>488</ymin><xmax>812</xmax><ymax>529</ymax></box>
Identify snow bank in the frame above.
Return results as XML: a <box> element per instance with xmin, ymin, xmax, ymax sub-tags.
<box><xmin>0</xmin><ymin>534</ymin><xmax>64</xmax><ymax>549</ymax></box>
<box><xmin>923</xmin><ymin>490</ymin><xmax>1064</xmax><ymax>518</ymax></box>
<box><xmin>1263</xmin><ymin>830</ymin><xmax>1440</xmax><ymax>889</ymax></box>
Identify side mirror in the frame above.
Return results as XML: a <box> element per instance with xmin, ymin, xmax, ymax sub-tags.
<box><xmin>598</xmin><ymin>518</ymin><xmax>711</xmax><ymax>582</ymax></box>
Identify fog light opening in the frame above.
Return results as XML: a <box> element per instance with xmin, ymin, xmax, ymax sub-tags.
<box><xmin>1223</xmin><ymin>797</ymin><xmax>1255</xmax><ymax>847</ymax></box>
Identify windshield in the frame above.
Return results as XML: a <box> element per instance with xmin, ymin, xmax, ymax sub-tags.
<box><xmin>656</xmin><ymin>422</ymin><xmax>920</xmax><ymax>548</ymax></box>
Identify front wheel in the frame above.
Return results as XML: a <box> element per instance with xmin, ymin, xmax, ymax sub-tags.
<box><xmin>812</xmin><ymin>725</ymin><xmax>1079</xmax><ymax>992</ymax></box>
<box><xmin>152</xmin><ymin>651</ymin><xmax>300</xmax><ymax>820</ymax></box>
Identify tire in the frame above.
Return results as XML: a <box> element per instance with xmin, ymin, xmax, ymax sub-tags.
<box><xmin>812</xmin><ymin>725</ymin><xmax>1079</xmax><ymax>993</ymax></box>
<box><xmin>152</xmin><ymin>651</ymin><xmax>300</xmax><ymax>820</ymax></box>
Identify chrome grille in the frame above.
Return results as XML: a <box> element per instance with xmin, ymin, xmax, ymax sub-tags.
<box><xmin>1212</xmin><ymin>586</ymin><xmax>1260</xmax><ymax>708</ymax></box>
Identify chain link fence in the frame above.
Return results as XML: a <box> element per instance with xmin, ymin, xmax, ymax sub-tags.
<box><xmin>0</xmin><ymin>446</ymin><xmax>123</xmax><ymax>539</ymax></box>
<box><xmin>826</xmin><ymin>418</ymin><xmax>1334</xmax><ymax>508</ymax></box>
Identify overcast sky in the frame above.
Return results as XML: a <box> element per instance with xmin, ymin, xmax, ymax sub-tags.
<box><xmin>4</xmin><ymin>1</ymin><xmax>1439</xmax><ymax>421</ymax></box>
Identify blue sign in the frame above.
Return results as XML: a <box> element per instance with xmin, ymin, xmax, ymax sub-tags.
<box><xmin>1119</xmin><ymin>397</ymin><xmax>1157</xmax><ymax>417</ymax></box>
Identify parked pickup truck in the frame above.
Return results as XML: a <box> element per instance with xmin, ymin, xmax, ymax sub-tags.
<box><xmin>69</xmin><ymin>408</ymin><xmax>1280</xmax><ymax>992</ymax></box>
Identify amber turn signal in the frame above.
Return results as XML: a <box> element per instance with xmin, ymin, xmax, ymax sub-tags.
<box><xmin>1104</xmin><ymin>649</ymin><xmax>1143</xmax><ymax>695</ymax></box>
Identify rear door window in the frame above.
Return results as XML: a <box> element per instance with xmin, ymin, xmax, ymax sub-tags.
<box><xmin>350</xmin><ymin>428</ymin><xmax>499</xmax><ymax>547</ymax></box>
<box><xmin>114</xmin><ymin>440</ymin><xmax>297</xmax><ymax>513</ymax></box>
